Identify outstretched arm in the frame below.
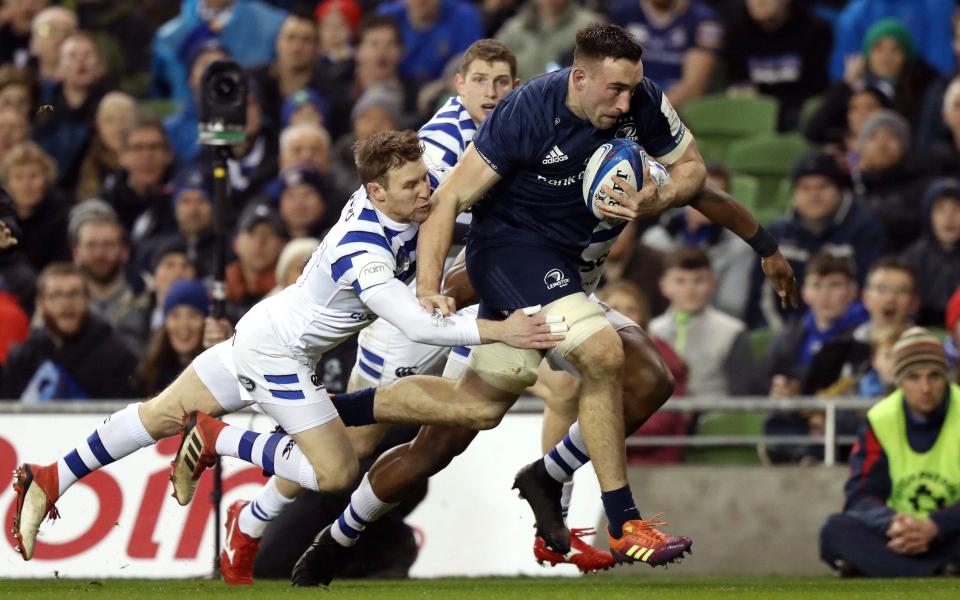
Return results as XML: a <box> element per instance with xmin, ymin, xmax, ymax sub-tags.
<box><xmin>416</xmin><ymin>145</ymin><xmax>500</xmax><ymax>315</ymax></box>
<box><xmin>689</xmin><ymin>182</ymin><xmax>799</xmax><ymax>309</ymax></box>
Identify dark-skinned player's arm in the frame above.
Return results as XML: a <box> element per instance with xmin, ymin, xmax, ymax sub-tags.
<box><xmin>441</xmin><ymin>251</ymin><xmax>478</xmax><ymax>309</ymax></box>
<box><xmin>688</xmin><ymin>181</ymin><xmax>799</xmax><ymax>309</ymax></box>
<box><xmin>416</xmin><ymin>145</ymin><xmax>500</xmax><ymax>316</ymax></box>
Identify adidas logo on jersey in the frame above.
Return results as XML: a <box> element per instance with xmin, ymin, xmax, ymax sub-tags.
<box><xmin>542</xmin><ymin>145</ymin><xmax>569</xmax><ymax>164</ymax></box>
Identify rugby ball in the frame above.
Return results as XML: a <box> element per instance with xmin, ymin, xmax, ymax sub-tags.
<box><xmin>583</xmin><ymin>139</ymin><xmax>669</xmax><ymax>222</ymax></box>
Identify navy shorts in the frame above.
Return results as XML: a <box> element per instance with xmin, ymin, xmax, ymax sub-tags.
<box><xmin>466</xmin><ymin>240</ymin><xmax>583</xmax><ymax>320</ymax></box>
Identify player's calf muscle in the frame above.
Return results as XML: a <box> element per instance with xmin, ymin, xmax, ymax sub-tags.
<box><xmin>373</xmin><ymin>372</ymin><xmax>513</xmax><ymax>430</ymax></box>
<box><xmin>139</xmin><ymin>366</ymin><xmax>224</xmax><ymax>438</ymax></box>
<box><xmin>619</xmin><ymin>327</ymin><xmax>674</xmax><ymax>431</ymax></box>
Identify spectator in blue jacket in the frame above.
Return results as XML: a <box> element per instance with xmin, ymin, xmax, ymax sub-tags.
<box><xmin>378</xmin><ymin>0</ymin><xmax>484</xmax><ymax>84</ymax></box>
<box><xmin>820</xmin><ymin>328</ymin><xmax>960</xmax><ymax>577</ymax></box>
<box><xmin>829</xmin><ymin>1</ymin><xmax>955</xmax><ymax>81</ymax></box>
<box><xmin>151</xmin><ymin>0</ymin><xmax>287</xmax><ymax>103</ymax></box>
<box><xmin>749</xmin><ymin>151</ymin><xmax>887</xmax><ymax>328</ymax></box>
<box><xmin>31</xmin><ymin>31</ymin><xmax>109</xmax><ymax>196</ymax></box>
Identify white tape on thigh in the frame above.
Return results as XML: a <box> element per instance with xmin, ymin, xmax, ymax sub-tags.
<box><xmin>542</xmin><ymin>293</ymin><xmax>610</xmax><ymax>359</ymax></box>
<box><xmin>467</xmin><ymin>342</ymin><xmax>541</xmax><ymax>394</ymax></box>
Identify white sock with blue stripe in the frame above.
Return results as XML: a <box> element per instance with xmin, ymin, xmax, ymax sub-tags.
<box><xmin>237</xmin><ymin>477</ymin><xmax>296</xmax><ymax>538</ymax></box>
<box><xmin>543</xmin><ymin>421</ymin><xmax>590</xmax><ymax>483</ymax></box>
<box><xmin>329</xmin><ymin>473</ymin><xmax>397</xmax><ymax>547</ymax></box>
<box><xmin>215</xmin><ymin>426</ymin><xmax>320</xmax><ymax>491</ymax></box>
<box><xmin>55</xmin><ymin>403</ymin><xmax>156</xmax><ymax>496</ymax></box>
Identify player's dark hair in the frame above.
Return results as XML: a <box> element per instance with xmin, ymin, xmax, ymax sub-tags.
<box><xmin>574</xmin><ymin>24</ymin><xmax>644</xmax><ymax>65</ymax></box>
<box><xmin>664</xmin><ymin>247</ymin><xmax>712</xmax><ymax>272</ymax></box>
<box><xmin>358</xmin><ymin>15</ymin><xmax>402</xmax><ymax>47</ymax></box>
<box><xmin>805</xmin><ymin>250</ymin><xmax>856</xmax><ymax>281</ymax></box>
<box><xmin>866</xmin><ymin>256</ymin><xmax>917</xmax><ymax>292</ymax></box>
<box><xmin>460</xmin><ymin>39</ymin><xmax>517</xmax><ymax>79</ymax></box>
<box><xmin>37</xmin><ymin>262</ymin><xmax>87</xmax><ymax>298</ymax></box>
<box><xmin>354</xmin><ymin>130</ymin><xmax>423</xmax><ymax>187</ymax></box>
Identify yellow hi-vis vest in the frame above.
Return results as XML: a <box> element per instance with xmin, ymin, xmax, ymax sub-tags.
<box><xmin>867</xmin><ymin>383</ymin><xmax>960</xmax><ymax>518</ymax></box>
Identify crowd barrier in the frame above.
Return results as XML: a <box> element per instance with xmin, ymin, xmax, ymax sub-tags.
<box><xmin>0</xmin><ymin>397</ymin><xmax>870</xmax><ymax>578</ymax></box>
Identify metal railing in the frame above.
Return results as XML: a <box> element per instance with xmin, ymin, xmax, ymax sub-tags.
<box><xmin>0</xmin><ymin>395</ymin><xmax>875</xmax><ymax>467</ymax></box>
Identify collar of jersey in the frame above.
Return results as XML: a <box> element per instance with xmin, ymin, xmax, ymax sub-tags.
<box><xmin>372</xmin><ymin>205</ymin><xmax>414</xmax><ymax>238</ymax></box>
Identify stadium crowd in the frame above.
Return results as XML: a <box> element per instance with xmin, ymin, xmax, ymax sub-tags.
<box><xmin>0</xmin><ymin>0</ymin><xmax>959</xmax><ymax>581</ymax></box>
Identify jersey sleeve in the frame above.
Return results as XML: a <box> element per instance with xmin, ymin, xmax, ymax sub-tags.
<box><xmin>633</xmin><ymin>77</ymin><xmax>693</xmax><ymax>166</ymax></box>
<box><xmin>691</xmin><ymin>4</ymin><xmax>723</xmax><ymax>52</ymax></box>
<box><xmin>328</xmin><ymin>231</ymin><xmax>398</xmax><ymax>296</ymax></box>
<box><xmin>471</xmin><ymin>90</ymin><xmax>533</xmax><ymax>176</ymax></box>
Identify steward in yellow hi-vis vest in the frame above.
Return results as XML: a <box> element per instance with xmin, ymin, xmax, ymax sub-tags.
<box><xmin>820</xmin><ymin>328</ymin><xmax>960</xmax><ymax>578</ymax></box>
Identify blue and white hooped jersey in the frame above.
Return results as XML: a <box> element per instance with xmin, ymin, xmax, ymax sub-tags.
<box><xmin>419</xmin><ymin>95</ymin><xmax>478</xmax><ymax>189</ymax></box>
<box><xmin>262</xmin><ymin>187</ymin><xmax>418</xmax><ymax>362</ymax></box>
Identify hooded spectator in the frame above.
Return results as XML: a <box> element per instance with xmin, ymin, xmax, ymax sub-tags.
<box><xmin>902</xmin><ymin>179</ymin><xmax>960</xmax><ymax>327</ymax></box>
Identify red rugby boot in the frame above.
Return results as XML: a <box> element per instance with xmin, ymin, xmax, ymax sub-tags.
<box><xmin>608</xmin><ymin>513</ymin><xmax>692</xmax><ymax>567</ymax></box>
<box><xmin>170</xmin><ymin>412</ymin><xmax>223</xmax><ymax>506</ymax></box>
<box><xmin>11</xmin><ymin>463</ymin><xmax>60</xmax><ymax>560</ymax></box>
<box><xmin>534</xmin><ymin>527</ymin><xmax>617</xmax><ymax>573</ymax></box>
<box><xmin>220</xmin><ymin>500</ymin><xmax>260</xmax><ymax>585</ymax></box>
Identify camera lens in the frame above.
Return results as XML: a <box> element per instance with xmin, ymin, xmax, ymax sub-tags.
<box><xmin>214</xmin><ymin>75</ymin><xmax>237</xmax><ymax>99</ymax></box>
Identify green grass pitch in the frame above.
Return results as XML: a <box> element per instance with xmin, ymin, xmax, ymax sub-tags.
<box><xmin>0</xmin><ymin>577</ymin><xmax>956</xmax><ymax>599</ymax></box>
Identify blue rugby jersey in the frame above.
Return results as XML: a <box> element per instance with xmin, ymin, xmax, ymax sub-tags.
<box><xmin>470</xmin><ymin>67</ymin><xmax>691</xmax><ymax>259</ymax></box>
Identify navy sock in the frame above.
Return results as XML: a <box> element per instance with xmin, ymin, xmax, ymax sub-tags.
<box><xmin>601</xmin><ymin>485</ymin><xmax>641</xmax><ymax>538</ymax></box>
<box><xmin>330</xmin><ymin>388</ymin><xmax>377</xmax><ymax>426</ymax></box>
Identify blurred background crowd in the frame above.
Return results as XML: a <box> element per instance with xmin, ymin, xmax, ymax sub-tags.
<box><xmin>0</xmin><ymin>0</ymin><xmax>959</xmax><ymax>467</ymax></box>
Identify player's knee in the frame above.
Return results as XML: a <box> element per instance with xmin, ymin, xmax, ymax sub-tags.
<box><xmin>469</xmin><ymin>401</ymin><xmax>510</xmax><ymax>430</ymax></box>
<box><xmin>313</xmin><ymin>456</ymin><xmax>360</xmax><ymax>492</ymax></box>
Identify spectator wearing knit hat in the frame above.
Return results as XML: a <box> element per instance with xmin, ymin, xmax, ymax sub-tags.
<box><xmin>901</xmin><ymin>180</ymin><xmax>960</xmax><ymax>327</ymax></box>
<box><xmin>820</xmin><ymin>327</ymin><xmax>960</xmax><ymax>578</ymax></box>
<box><xmin>316</xmin><ymin>0</ymin><xmax>360</xmax><ymax>72</ymax></box>
<box><xmin>133</xmin><ymin>278</ymin><xmax>210</xmax><ymax>396</ymax></box>
<box><xmin>830</xmin><ymin>4</ymin><xmax>954</xmax><ymax>81</ymax></box>
<box><xmin>846</xmin><ymin>18</ymin><xmax>939</xmax><ymax>129</ymax></box>
<box><xmin>748</xmin><ymin>151</ymin><xmax>887</xmax><ymax>328</ymax></box>
<box><xmin>852</xmin><ymin>109</ymin><xmax>928</xmax><ymax>253</ymax></box>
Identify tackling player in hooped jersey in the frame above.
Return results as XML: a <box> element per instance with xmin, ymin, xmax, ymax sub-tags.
<box><xmin>9</xmin><ymin>130</ymin><xmax>567</xmax><ymax>564</ymax></box>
